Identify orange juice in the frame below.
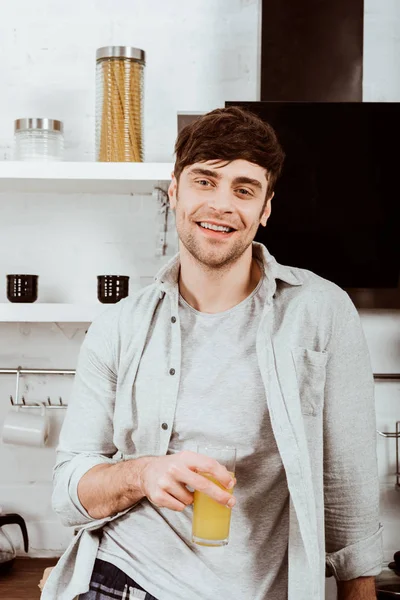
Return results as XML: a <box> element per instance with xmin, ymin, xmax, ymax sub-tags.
<box><xmin>192</xmin><ymin>472</ymin><xmax>234</xmax><ymax>546</ymax></box>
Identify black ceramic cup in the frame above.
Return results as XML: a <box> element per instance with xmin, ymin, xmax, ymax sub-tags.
<box><xmin>7</xmin><ymin>274</ymin><xmax>38</xmax><ymax>303</ymax></box>
<box><xmin>97</xmin><ymin>275</ymin><xmax>129</xmax><ymax>303</ymax></box>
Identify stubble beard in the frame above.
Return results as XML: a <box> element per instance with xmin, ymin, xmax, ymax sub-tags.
<box><xmin>175</xmin><ymin>203</ymin><xmax>255</xmax><ymax>273</ymax></box>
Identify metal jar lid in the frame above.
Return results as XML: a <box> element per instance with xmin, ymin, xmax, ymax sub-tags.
<box><xmin>96</xmin><ymin>46</ymin><xmax>145</xmax><ymax>64</ymax></box>
<box><xmin>14</xmin><ymin>118</ymin><xmax>64</xmax><ymax>133</ymax></box>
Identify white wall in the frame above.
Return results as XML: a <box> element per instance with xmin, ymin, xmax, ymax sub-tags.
<box><xmin>0</xmin><ymin>0</ymin><xmax>260</xmax><ymax>556</ymax></box>
<box><xmin>0</xmin><ymin>2</ymin><xmax>399</xmax><ymax>599</ymax></box>
<box><xmin>0</xmin><ymin>0</ymin><xmax>260</xmax><ymax>163</ymax></box>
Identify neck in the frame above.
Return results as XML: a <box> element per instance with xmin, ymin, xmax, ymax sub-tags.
<box><xmin>178</xmin><ymin>243</ymin><xmax>262</xmax><ymax>313</ymax></box>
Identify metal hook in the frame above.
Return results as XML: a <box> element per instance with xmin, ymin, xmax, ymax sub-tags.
<box><xmin>5</xmin><ymin>368</ymin><xmax>70</xmax><ymax>409</ymax></box>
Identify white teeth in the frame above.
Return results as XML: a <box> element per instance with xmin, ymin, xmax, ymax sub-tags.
<box><xmin>199</xmin><ymin>222</ymin><xmax>232</xmax><ymax>233</ymax></box>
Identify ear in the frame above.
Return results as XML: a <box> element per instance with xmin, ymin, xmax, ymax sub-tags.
<box><xmin>168</xmin><ymin>173</ymin><xmax>177</xmax><ymax>210</ymax></box>
<box><xmin>260</xmin><ymin>192</ymin><xmax>274</xmax><ymax>227</ymax></box>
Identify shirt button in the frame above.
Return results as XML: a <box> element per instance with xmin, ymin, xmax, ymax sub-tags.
<box><xmin>169</xmin><ymin>368</ymin><xmax>175</xmax><ymax>376</ymax></box>
<box><xmin>171</xmin><ymin>316</ymin><xmax>176</xmax><ymax>323</ymax></box>
<box><xmin>161</xmin><ymin>422</ymin><xmax>168</xmax><ymax>430</ymax></box>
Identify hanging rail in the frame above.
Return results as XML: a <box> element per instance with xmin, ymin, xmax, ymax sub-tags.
<box><xmin>0</xmin><ymin>369</ymin><xmax>398</xmax><ymax>379</ymax></box>
<box><xmin>0</xmin><ymin>368</ymin><xmax>75</xmax><ymax>375</ymax></box>
<box><xmin>0</xmin><ymin>367</ymin><xmax>74</xmax><ymax>408</ymax></box>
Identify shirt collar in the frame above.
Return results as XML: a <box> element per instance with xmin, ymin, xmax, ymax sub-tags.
<box><xmin>154</xmin><ymin>242</ymin><xmax>303</xmax><ymax>296</ymax></box>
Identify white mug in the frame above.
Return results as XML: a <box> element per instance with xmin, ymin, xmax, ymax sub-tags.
<box><xmin>2</xmin><ymin>405</ymin><xmax>49</xmax><ymax>447</ymax></box>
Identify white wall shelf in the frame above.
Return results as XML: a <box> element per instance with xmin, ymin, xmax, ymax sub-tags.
<box><xmin>0</xmin><ymin>303</ymin><xmax>110</xmax><ymax>323</ymax></box>
<box><xmin>0</xmin><ymin>162</ymin><xmax>173</xmax><ymax>195</ymax></box>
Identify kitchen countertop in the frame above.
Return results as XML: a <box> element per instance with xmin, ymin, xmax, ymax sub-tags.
<box><xmin>0</xmin><ymin>557</ymin><xmax>58</xmax><ymax>600</ymax></box>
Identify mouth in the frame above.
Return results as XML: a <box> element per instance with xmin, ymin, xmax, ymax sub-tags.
<box><xmin>196</xmin><ymin>221</ymin><xmax>237</xmax><ymax>238</ymax></box>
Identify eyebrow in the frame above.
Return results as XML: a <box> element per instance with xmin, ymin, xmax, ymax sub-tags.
<box><xmin>188</xmin><ymin>167</ymin><xmax>264</xmax><ymax>190</ymax></box>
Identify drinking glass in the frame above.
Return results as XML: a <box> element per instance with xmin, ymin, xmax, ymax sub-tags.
<box><xmin>192</xmin><ymin>444</ymin><xmax>236</xmax><ymax>547</ymax></box>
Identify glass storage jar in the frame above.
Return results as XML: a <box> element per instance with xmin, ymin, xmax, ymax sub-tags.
<box><xmin>14</xmin><ymin>118</ymin><xmax>64</xmax><ymax>161</ymax></box>
<box><xmin>95</xmin><ymin>46</ymin><xmax>145</xmax><ymax>162</ymax></box>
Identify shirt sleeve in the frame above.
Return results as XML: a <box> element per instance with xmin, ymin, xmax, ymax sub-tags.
<box><xmin>51</xmin><ymin>307</ymin><xmax>120</xmax><ymax>528</ymax></box>
<box><xmin>323</xmin><ymin>295</ymin><xmax>384</xmax><ymax>580</ymax></box>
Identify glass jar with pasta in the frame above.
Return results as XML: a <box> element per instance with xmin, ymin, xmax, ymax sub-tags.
<box><xmin>95</xmin><ymin>46</ymin><xmax>145</xmax><ymax>162</ymax></box>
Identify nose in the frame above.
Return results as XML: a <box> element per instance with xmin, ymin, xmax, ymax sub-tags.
<box><xmin>206</xmin><ymin>183</ymin><xmax>234</xmax><ymax>213</ymax></box>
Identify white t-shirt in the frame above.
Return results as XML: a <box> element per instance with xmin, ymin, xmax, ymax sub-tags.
<box><xmin>98</xmin><ymin>271</ymin><xmax>289</xmax><ymax>600</ymax></box>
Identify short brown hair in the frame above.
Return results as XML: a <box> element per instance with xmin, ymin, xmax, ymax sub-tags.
<box><xmin>174</xmin><ymin>106</ymin><xmax>285</xmax><ymax>198</ymax></box>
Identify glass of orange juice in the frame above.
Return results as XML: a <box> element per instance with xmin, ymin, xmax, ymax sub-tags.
<box><xmin>192</xmin><ymin>444</ymin><xmax>236</xmax><ymax>547</ymax></box>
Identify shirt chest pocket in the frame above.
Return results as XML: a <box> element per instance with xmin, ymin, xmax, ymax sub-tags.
<box><xmin>291</xmin><ymin>346</ymin><xmax>328</xmax><ymax>416</ymax></box>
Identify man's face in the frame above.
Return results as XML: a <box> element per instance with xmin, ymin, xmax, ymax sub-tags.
<box><xmin>168</xmin><ymin>159</ymin><xmax>273</xmax><ymax>269</ymax></box>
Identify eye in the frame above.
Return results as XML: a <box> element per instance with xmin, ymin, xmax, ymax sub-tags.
<box><xmin>237</xmin><ymin>188</ymin><xmax>252</xmax><ymax>196</ymax></box>
<box><xmin>195</xmin><ymin>179</ymin><xmax>212</xmax><ymax>187</ymax></box>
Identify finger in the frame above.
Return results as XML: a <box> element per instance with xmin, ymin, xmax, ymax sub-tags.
<box><xmin>148</xmin><ymin>490</ymin><xmax>187</xmax><ymax>512</ymax></box>
<box><xmin>181</xmin><ymin>451</ymin><xmax>235</xmax><ymax>489</ymax></box>
<box><xmin>163</xmin><ymin>481</ymin><xmax>194</xmax><ymax>506</ymax></box>
<box><xmin>167</xmin><ymin>452</ymin><xmax>236</xmax><ymax>506</ymax></box>
<box><xmin>186</xmin><ymin>470</ymin><xmax>235</xmax><ymax>507</ymax></box>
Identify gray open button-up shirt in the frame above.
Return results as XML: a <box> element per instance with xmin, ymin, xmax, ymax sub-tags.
<box><xmin>43</xmin><ymin>242</ymin><xmax>383</xmax><ymax>600</ymax></box>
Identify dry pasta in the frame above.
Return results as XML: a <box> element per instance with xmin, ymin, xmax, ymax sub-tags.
<box><xmin>97</xmin><ymin>57</ymin><xmax>143</xmax><ymax>162</ymax></box>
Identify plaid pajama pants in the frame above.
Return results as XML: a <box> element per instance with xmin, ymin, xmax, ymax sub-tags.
<box><xmin>78</xmin><ymin>558</ymin><xmax>159</xmax><ymax>600</ymax></box>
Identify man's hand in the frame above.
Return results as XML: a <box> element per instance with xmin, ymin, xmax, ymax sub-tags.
<box><xmin>78</xmin><ymin>450</ymin><xmax>236</xmax><ymax>520</ymax></box>
<box><xmin>139</xmin><ymin>450</ymin><xmax>236</xmax><ymax>511</ymax></box>
<box><xmin>337</xmin><ymin>577</ymin><xmax>376</xmax><ymax>599</ymax></box>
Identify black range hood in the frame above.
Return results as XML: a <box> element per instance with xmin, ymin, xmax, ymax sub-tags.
<box><xmin>225</xmin><ymin>101</ymin><xmax>400</xmax><ymax>307</ymax></box>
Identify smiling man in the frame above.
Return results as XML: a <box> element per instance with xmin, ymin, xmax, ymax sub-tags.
<box><xmin>173</xmin><ymin>160</ymin><xmax>270</xmax><ymax>265</ymax></box>
<box><xmin>44</xmin><ymin>107</ymin><xmax>383</xmax><ymax>600</ymax></box>
<box><xmin>170</xmin><ymin>158</ymin><xmax>272</xmax><ymax>314</ymax></box>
